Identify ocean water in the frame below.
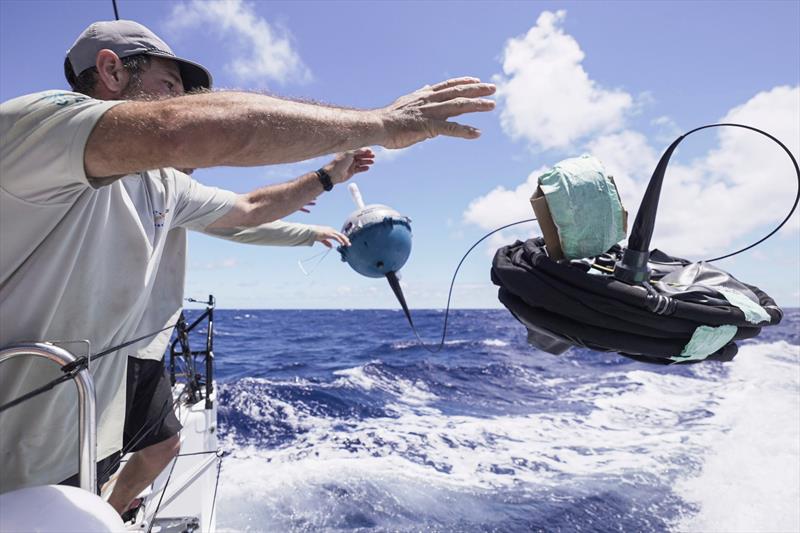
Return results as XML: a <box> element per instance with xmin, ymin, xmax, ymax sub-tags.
<box><xmin>194</xmin><ymin>308</ymin><xmax>800</xmax><ymax>532</ymax></box>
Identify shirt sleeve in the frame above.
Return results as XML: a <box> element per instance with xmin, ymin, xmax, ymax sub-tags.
<box><xmin>203</xmin><ymin>219</ymin><xmax>319</xmax><ymax>247</ymax></box>
<box><xmin>0</xmin><ymin>91</ymin><xmax>124</xmax><ymax>204</ymax></box>
<box><xmin>169</xmin><ymin>170</ymin><xmax>239</xmax><ymax>231</ymax></box>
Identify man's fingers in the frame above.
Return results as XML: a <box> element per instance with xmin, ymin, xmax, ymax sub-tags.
<box><xmin>421</xmin><ymin>98</ymin><xmax>495</xmax><ymax>119</ymax></box>
<box><xmin>331</xmin><ymin>231</ymin><xmax>350</xmax><ymax>246</ymax></box>
<box><xmin>425</xmin><ymin>83</ymin><xmax>496</xmax><ymax>103</ymax></box>
<box><xmin>317</xmin><ymin>229</ymin><xmax>350</xmax><ymax>247</ymax></box>
<box><xmin>432</xmin><ymin>119</ymin><xmax>482</xmax><ymax>140</ymax></box>
<box><xmin>430</xmin><ymin>77</ymin><xmax>482</xmax><ymax>91</ymax></box>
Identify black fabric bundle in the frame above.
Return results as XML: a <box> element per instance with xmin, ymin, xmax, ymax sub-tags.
<box><xmin>491</xmin><ymin>123</ymin><xmax>796</xmax><ymax>364</ymax></box>
<box><xmin>491</xmin><ymin>238</ymin><xmax>782</xmax><ymax>364</ymax></box>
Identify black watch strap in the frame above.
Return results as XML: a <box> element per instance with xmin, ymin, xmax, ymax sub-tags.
<box><xmin>316</xmin><ymin>168</ymin><xmax>334</xmax><ymax>191</ymax></box>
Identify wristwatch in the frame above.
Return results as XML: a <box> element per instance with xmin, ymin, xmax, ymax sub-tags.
<box><xmin>316</xmin><ymin>168</ymin><xmax>334</xmax><ymax>191</ymax></box>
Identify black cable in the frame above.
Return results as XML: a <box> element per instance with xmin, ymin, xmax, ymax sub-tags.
<box><xmin>207</xmin><ymin>455</ymin><xmax>223</xmax><ymax>532</ymax></box>
<box><xmin>146</xmin><ymin>451</ymin><xmax>178</xmax><ymax>533</ymax></box>
<box><xmin>112</xmin><ymin>0</ymin><xmax>120</xmax><ymax>20</ymax></box>
<box><xmin>404</xmin><ymin>218</ymin><xmax>537</xmax><ymax>353</ymax></box>
<box><xmin>0</xmin><ymin>322</ymin><xmax>179</xmax><ymax>414</ymax></box>
<box><xmin>703</xmin><ymin>131</ymin><xmax>799</xmax><ymax>262</ymax></box>
<box><xmin>97</xmin><ymin>389</ymin><xmax>187</xmax><ymax>484</ymax></box>
<box><xmin>91</xmin><ymin>323</ymin><xmax>179</xmax><ymax>363</ymax></box>
<box><xmin>0</xmin><ymin>373</ymin><xmax>75</xmax><ymax>414</ymax></box>
<box><xmin>628</xmin><ymin>123</ymin><xmax>800</xmax><ymax>264</ymax></box>
<box><xmin>114</xmin><ymin>449</ymin><xmax>222</xmax><ymax>466</ymax></box>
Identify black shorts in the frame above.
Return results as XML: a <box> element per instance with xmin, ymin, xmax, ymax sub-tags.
<box><xmin>60</xmin><ymin>358</ymin><xmax>181</xmax><ymax>490</ymax></box>
<box><xmin>124</xmin><ymin>357</ymin><xmax>182</xmax><ymax>453</ymax></box>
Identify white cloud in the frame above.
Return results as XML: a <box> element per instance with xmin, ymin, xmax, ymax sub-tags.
<box><xmin>493</xmin><ymin>10</ymin><xmax>633</xmax><ymax>151</ymax></box>
<box><xmin>653</xmin><ymin>85</ymin><xmax>800</xmax><ymax>255</ymax></box>
<box><xmin>471</xmin><ymin>10</ymin><xmax>799</xmax><ymax>259</ymax></box>
<box><xmin>651</xmin><ymin>115</ymin><xmax>683</xmax><ymax>144</ymax></box>
<box><xmin>583</xmin><ymin>130</ymin><xmax>656</xmax><ymax>209</ymax></box>
<box><xmin>371</xmin><ymin>145</ymin><xmax>414</xmax><ymax>162</ymax></box>
<box><xmin>469</xmin><ymin>86</ymin><xmax>800</xmax><ymax>258</ymax></box>
<box><xmin>168</xmin><ymin>0</ymin><xmax>310</xmax><ymax>86</ymax></box>
<box><xmin>463</xmin><ymin>166</ymin><xmax>547</xmax><ymax>230</ymax></box>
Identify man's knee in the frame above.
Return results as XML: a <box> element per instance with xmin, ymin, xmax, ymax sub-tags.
<box><xmin>140</xmin><ymin>433</ymin><xmax>181</xmax><ymax>463</ymax></box>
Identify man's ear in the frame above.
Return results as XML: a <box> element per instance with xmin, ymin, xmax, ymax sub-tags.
<box><xmin>95</xmin><ymin>49</ymin><xmax>129</xmax><ymax>96</ymax></box>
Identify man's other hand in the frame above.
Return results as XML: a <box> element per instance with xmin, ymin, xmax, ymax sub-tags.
<box><xmin>313</xmin><ymin>226</ymin><xmax>351</xmax><ymax>248</ymax></box>
<box><xmin>380</xmin><ymin>77</ymin><xmax>496</xmax><ymax>149</ymax></box>
<box><xmin>323</xmin><ymin>148</ymin><xmax>375</xmax><ymax>186</ymax></box>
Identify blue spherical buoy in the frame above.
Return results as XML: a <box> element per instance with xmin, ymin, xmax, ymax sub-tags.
<box><xmin>338</xmin><ymin>204</ymin><xmax>412</xmax><ymax>278</ymax></box>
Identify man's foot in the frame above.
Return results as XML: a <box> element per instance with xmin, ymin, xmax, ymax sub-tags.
<box><xmin>120</xmin><ymin>497</ymin><xmax>143</xmax><ymax>523</ymax></box>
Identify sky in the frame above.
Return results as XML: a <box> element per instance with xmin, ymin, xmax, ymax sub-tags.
<box><xmin>1</xmin><ymin>0</ymin><xmax>798</xmax><ymax>310</ymax></box>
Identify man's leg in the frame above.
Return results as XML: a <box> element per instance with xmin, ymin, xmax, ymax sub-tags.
<box><xmin>109</xmin><ymin>357</ymin><xmax>183</xmax><ymax>516</ymax></box>
<box><xmin>107</xmin><ymin>434</ymin><xmax>180</xmax><ymax>514</ymax></box>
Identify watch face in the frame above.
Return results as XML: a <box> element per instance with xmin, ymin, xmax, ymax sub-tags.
<box><xmin>317</xmin><ymin>169</ymin><xmax>334</xmax><ymax>190</ymax></box>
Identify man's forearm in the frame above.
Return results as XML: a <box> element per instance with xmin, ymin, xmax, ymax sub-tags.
<box><xmin>206</xmin><ymin>169</ymin><xmax>324</xmax><ymax>230</ymax></box>
<box><xmin>242</xmin><ymin>170</ymin><xmax>324</xmax><ymax>226</ymax></box>
<box><xmin>204</xmin><ymin>219</ymin><xmax>318</xmax><ymax>247</ymax></box>
<box><xmin>86</xmin><ymin>91</ymin><xmax>384</xmax><ymax>177</ymax></box>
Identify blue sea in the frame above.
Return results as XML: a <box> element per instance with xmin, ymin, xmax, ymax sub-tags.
<box><xmin>198</xmin><ymin>308</ymin><xmax>800</xmax><ymax>532</ymax></box>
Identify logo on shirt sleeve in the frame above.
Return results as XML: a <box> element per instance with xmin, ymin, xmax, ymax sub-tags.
<box><xmin>42</xmin><ymin>92</ymin><xmax>90</xmax><ymax>107</ymax></box>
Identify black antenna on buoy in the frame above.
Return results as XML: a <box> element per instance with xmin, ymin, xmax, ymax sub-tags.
<box><xmin>112</xmin><ymin>0</ymin><xmax>120</xmax><ymax>20</ymax></box>
<box><xmin>385</xmin><ymin>271</ymin><xmax>414</xmax><ymax>328</ymax></box>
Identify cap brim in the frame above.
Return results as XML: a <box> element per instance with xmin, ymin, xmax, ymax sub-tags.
<box><xmin>145</xmin><ymin>51</ymin><xmax>212</xmax><ymax>92</ymax></box>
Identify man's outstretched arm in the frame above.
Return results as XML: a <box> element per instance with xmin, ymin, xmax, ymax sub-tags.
<box><xmin>207</xmin><ymin>148</ymin><xmax>374</xmax><ymax>229</ymax></box>
<box><xmin>84</xmin><ymin>77</ymin><xmax>495</xmax><ymax>179</ymax></box>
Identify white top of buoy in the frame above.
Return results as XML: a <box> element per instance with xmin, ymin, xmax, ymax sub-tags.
<box><xmin>341</xmin><ymin>182</ymin><xmax>410</xmax><ymax>237</ymax></box>
<box><xmin>348</xmin><ymin>183</ymin><xmax>366</xmax><ymax>210</ymax></box>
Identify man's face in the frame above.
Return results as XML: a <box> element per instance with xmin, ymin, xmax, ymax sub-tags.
<box><xmin>121</xmin><ymin>56</ymin><xmax>184</xmax><ymax>100</ymax></box>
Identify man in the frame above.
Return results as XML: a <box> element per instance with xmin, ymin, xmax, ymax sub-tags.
<box><xmin>0</xmin><ymin>19</ymin><xmax>495</xmax><ymax>515</ymax></box>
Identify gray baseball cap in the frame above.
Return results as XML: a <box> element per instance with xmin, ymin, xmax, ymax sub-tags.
<box><xmin>66</xmin><ymin>20</ymin><xmax>212</xmax><ymax>92</ymax></box>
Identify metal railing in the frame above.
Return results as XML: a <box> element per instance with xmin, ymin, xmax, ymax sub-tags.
<box><xmin>0</xmin><ymin>343</ymin><xmax>97</xmax><ymax>491</ymax></box>
<box><xmin>169</xmin><ymin>295</ymin><xmax>216</xmax><ymax>410</ymax></box>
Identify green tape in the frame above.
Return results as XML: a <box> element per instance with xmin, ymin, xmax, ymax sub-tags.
<box><xmin>674</xmin><ymin>324</ymin><xmax>738</xmax><ymax>362</ymax></box>
<box><xmin>538</xmin><ymin>155</ymin><xmax>626</xmax><ymax>260</ymax></box>
<box><xmin>716</xmin><ymin>287</ymin><xmax>771</xmax><ymax>325</ymax></box>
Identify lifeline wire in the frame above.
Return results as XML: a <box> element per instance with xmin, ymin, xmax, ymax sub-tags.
<box><xmin>207</xmin><ymin>456</ymin><xmax>223</xmax><ymax>533</ymax></box>
<box><xmin>97</xmin><ymin>388</ymin><xmax>188</xmax><ymax>484</ymax></box>
<box><xmin>403</xmin><ymin>218</ymin><xmax>537</xmax><ymax>354</ymax></box>
<box><xmin>146</xmin><ymin>451</ymin><xmax>178</xmax><ymax>533</ymax></box>
<box><xmin>0</xmin><ymin>322</ymin><xmax>180</xmax><ymax>414</ymax></box>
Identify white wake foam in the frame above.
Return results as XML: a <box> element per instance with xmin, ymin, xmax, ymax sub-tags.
<box><xmin>216</xmin><ymin>342</ymin><xmax>800</xmax><ymax>531</ymax></box>
<box><xmin>675</xmin><ymin>341</ymin><xmax>800</xmax><ymax>532</ymax></box>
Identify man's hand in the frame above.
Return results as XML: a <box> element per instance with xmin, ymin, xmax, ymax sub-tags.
<box><xmin>313</xmin><ymin>226</ymin><xmax>350</xmax><ymax>248</ymax></box>
<box><xmin>322</xmin><ymin>148</ymin><xmax>375</xmax><ymax>185</ymax></box>
<box><xmin>380</xmin><ymin>77</ymin><xmax>496</xmax><ymax>149</ymax></box>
